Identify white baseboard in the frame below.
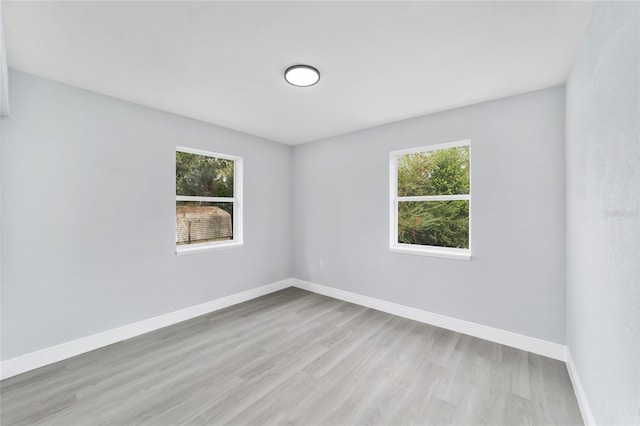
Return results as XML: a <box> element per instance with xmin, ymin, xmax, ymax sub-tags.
<box><xmin>291</xmin><ymin>278</ymin><xmax>567</xmax><ymax>361</ymax></box>
<box><xmin>566</xmin><ymin>349</ymin><xmax>597</xmax><ymax>426</ymax></box>
<box><xmin>1</xmin><ymin>277</ymin><xmax>568</xmax><ymax>381</ymax></box>
<box><xmin>0</xmin><ymin>278</ymin><xmax>294</xmax><ymax>380</ymax></box>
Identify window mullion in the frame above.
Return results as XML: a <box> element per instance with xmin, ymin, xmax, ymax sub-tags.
<box><xmin>397</xmin><ymin>194</ymin><xmax>470</xmax><ymax>202</ymax></box>
<box><xmin>176</xmin><ymin>195</ymin><xmax>235</xmax><ymax>203</ymax></box>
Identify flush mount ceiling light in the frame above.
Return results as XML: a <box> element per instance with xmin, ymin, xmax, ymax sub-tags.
<box><xmin>284</xmin><ymin>65</ymin><xmax>320</xmax><ymax>87</ymax></box>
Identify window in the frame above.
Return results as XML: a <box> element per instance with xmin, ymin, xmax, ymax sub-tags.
<box><xmin>389</xmin><ymin>140</ymin><xmax>470</xmax><ymax>260</ymax></box>
<box><xmin>175</xmin><ymin>147</ymin><xmax>243</xmax><ymax>255</ymax></box>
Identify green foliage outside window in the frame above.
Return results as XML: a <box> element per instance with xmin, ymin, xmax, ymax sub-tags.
<box><xmin>176</xmin><ymin>151</ymin><xmax>234</xmax><ymax>198</ymax></box>
<box><xmin>397</xmin><ymin>146</ymin><xmax>470</xmax><ymax>249</ymax></box>
<box><xmin>176</xmin><ymin>151</ymin><xmax>235</xmax><ymax>221</ymax></box>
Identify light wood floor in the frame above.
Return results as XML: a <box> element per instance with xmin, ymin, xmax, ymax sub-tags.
<box><xmin>0</xmin><ymin>288</ymin><xmax>583</xmax><ymax>425</ymax></box>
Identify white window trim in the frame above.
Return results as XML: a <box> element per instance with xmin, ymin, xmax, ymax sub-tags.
<box><xmin>175</xmin><ymin>240</ymin><xmax>243</xmax><ymax>256</ymax></box>
<box><xmin>175</xmin><ymin>146</ymin><xmax>243</xmax><ymax>255</ymax></box>
<box><xmin>389</xmin><ymin>139</ymin><xmax>471</xmax><ymax>261</ymax></box>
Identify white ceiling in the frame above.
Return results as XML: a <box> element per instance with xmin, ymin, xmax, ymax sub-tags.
<box><xmin>3</xmin><ymin>1</ymin><xmax>594</xmax><ymax>145</ymax></box>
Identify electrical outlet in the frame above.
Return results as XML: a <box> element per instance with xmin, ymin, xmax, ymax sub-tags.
<box><xmin>319</xmin><ymin>259</ymin><xmax>325</xmax><ymax>268</ymax></box>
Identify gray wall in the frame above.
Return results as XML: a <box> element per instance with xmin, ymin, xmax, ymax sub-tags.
<box><xmin>566</xmin><ymin>2</ymin><xmax>640</xmax><ymax>425</ymax></box>
<box><xmin>1</xmin><ymin>70</ymin><xmax>292</xmax><ymax>360</ymax></box>
<box><xmin>293</xmin><ymin>87</ymin><xmax>567</xmax><ymax>343</ymax></box>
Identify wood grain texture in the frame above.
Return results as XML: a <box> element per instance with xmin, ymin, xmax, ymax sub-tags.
<box><xmin>0</xmin><ymin>288</ymin><xmax>583</xmax><ymax>425</ymax></box>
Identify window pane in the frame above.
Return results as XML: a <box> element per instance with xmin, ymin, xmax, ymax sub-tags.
<box><xmin>398</xmin><ymin>146</ymin><xmax>469</xmax><ymax>196</ymax></box>
<box><xmin>176</xmin><ymin>151</ymin><xmax>234</xmax><ymax>197</ymax></box>
<box><xmin>176</xmin><ymin>202</ymin><xmax>233</xmax><ymax>245</ymax></box>
<box><xmin>398</xmin><ymin>200</ymin><xmax>469</xmax><ymax>249</ymax></box>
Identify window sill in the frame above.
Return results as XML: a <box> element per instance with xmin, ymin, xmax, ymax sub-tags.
<box><xmin>176</xmin><ymin>241</ymin><xmax>243</xmax><ymax>256</ymax></box>
<box><xmin>389</xmin><ymin>245</ymin><xmax>471</xmax><ymax>261</ymax></box>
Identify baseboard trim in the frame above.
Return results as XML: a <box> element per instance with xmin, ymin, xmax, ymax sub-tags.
<box><xmin>1</xmin><ymin>277</ymin><xmax>568</xmax><ymax>381</ymax></box>
<box><xmin>291</xmin><ymin>278</ymin><xmax>567</xmax><ymax>361</ymax></box>
<box><xmin>0</xmin><ymin>278</ymin><xmax>294</xmax><ymax>380</ymax></box>
<box><xmin>566</xmin><ymin>349</ymin><xmax>597</xmax><ymax>426</ymax></box>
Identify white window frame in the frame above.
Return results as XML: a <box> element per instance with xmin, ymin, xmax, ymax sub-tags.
<box><xmin>175</xmin><ymin>146</ymin><xmax>243</xmax><ymax>255</ymax></box>
<box><xmin>389</xmin><ymin>139</ymin><xmax>471</xmax><ymax>261</ymax></box>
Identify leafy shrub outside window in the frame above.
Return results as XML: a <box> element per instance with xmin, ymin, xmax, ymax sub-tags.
<box><xmin>390</xmin><ymin>141</ymin><xmax>470</xmax><ymax>258</ymax></box>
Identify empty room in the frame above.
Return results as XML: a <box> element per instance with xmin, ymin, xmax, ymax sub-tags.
<box><xmin>0</xmin><ymin>1</ymin><xmax>638</xmax><ymax>425</ymax></box>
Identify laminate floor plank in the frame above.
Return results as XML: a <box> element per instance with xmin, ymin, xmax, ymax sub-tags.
<box><xmin>0</xmin><ymin>288</ymin><xmax>583</xmax><ymax>425</ymax></box>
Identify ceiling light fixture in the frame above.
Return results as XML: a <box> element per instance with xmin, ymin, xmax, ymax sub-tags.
<box><xmin>284</xmin><ymin>65</ymin><xmax>320</xmax><ymax>87</ymax></box>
